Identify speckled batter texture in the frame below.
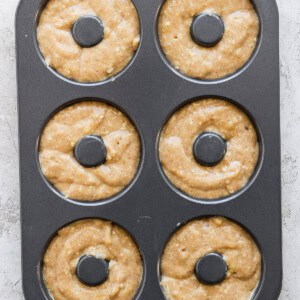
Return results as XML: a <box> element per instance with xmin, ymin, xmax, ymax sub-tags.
<box><xmin>39</xmin><ymin>101</ymin><xmax>140</xmax><ymax>201</ymax></box>
<box><xmin>43</xmin><ymin>219</ymin><xmax>143</xmax><ymax>300</ymax></box>
<box><xmin>37</xmin><ymin>0</ymin><xmax>140</xmax><ymax>82</ymax></box>
<box><xmin>161</xmin><ymin>217</ymin><xmax>261</xmax><ymax>300</ymax></box>
<box><xmin>159</xmin><ymin>99</ymin><xmax>259</xmax><ymax>199</ymax></box>
<box><xmin>158</xmin><ymin>0</ymin><xmax>259</xmax><ymax>80</ymax></box>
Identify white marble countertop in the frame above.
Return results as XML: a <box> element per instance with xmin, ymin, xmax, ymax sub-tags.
<box><xmin>0</xmin><ymin>0</ymin><xmax>299</xmax><ymax>298</ymax></box>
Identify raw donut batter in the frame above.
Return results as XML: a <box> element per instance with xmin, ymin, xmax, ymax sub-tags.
<box><xmin>39</xmin><ymin>101</ymin><xmax>140</xmax><ymax>201</ymax></box>
<box><xmin>37</xmin><ymin>0</ymin><xmax>140</xmax><ymax>82</ymax></box>
<box><xmin>158</xmin><ymin>0</ymin><xmax>259</xmax><ymax>79</ymax></box>
<box><xmin>43</xmin><ymin>219</ymin><xmax>143</xmax><ymax>300</ymax></box>
<box><xmin>160</xmin><ymin>217</ymin><xmax>261</xmax><ymax>300</ymax></box>
<box><xmin>159</xmin><ymin>99</ymin><xmax>259</xmax><ymax>199</ymax></box>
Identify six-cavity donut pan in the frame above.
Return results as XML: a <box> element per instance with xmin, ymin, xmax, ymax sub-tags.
<box><xmin>16</xmin><ymin>0</ymin><xmax>281</xmax><ymax>299</ymax></box>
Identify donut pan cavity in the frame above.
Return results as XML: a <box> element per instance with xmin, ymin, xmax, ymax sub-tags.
<box><xmin>16</xmin><ymin>0</ymin><xmax>281</xmax><ymax>299</ymax></box>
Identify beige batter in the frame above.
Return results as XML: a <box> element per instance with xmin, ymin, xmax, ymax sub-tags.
<box><xmin>161</xmin><ymin>217</ymin><xmax>261</xmax><ymax>300</ymax></box>
<box><xmin>159</xmin><ymin>99</ymin><xmax>259</xmax><ymax>199</ymax></box>
<box><xmin>39</xmin><ymin>101</ymin><xmax>140</xmax><ymax>201</ymax></box>
<box><xmin>158</xmin><ymin>0</ymin><xmax>259</xmax><ymax>80</ymax></box>
<box><xmin>37</xmin><ymin>0</ymin><xmax>140</xmax><ymax>82</ymax></box>
<box><xmin>43</xmin><ymin>219</ymin><xmax>143</xmax><ymax>300</ymax></box>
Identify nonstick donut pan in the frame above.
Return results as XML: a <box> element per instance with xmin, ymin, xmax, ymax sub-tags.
<box><xmin>16</xmin><ymin>0</ymin><xmax>281</xmax><ymax>299</ymax></box>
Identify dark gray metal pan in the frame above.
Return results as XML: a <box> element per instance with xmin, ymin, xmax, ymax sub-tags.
<box><xmin>15</xmin><ymin>0</ymin><xmax>281</xmax><ymax>298</ymax></box>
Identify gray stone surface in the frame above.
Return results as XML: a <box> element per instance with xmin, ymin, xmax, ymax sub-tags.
<box><xmin>0</xmin><ymin>0</ymin><xmax>298</xmax><ymax>299</ymax></box>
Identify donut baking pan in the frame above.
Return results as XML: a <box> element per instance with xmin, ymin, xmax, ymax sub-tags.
<box><xmin>16</xmin><ymin>0</ymin><xmax>281</xmax><ymax>299</ymax></box>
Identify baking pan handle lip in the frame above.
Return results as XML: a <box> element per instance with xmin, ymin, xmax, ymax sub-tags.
<box><xmin>275</xmin><ymin>271</ymin><xmax>283</xmax><ymax>300</ymax></box>
<box><xmin>253</xmin><ymin>0</ymin><xmax>279</xmax><ymax>18</ymax></box>
<box><xmin>15</xmin><ymin>3</ymin><xmax>25</xmax><ymax>299</ymax></box>
<box><xmin>271</xmin><ymin>0</ymin><xmax>279</xmax><ymax>19</ymax></box>
<box><xmin>14</xmin><ymin>0</ymin><xmax>25</xmax><ymax>109</ymax></box>
<box><xmin>267</xmin><ymin>273</ymin><xmax>282</xmax><ymax>300</ymax></box>
<box><xmin>15</xmin><ymin>0</ymin><xmax>25</xmax><ymax>29</ymax></box>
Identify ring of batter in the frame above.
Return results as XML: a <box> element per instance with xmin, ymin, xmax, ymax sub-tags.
<box><xmin>37</xmin><ymin>0</ymin><xmax>140</xmax><ymax>82</ymax></box>
<box><xmin>160</xmin><ymin>217</ymin><xmax>261</xmax><ymax>300</ymax></box>
<box><xmin>158</xmin><ymin>0</ymin><xmax>259</xmax><ymax>80</ymax></box>
<box><xmin>159</xmin><ymin>99</ymin><xmax>259</xmax><ymax>199</ymax></box>
<box><xmin>43</xmin><ymin>219</ymin><xmax>143</xmax><ymax>300</ymax></box>
<box><xmin>39</xmin><ymin>101</ymin><xmax>140</xmax><ymax>201</ymax></box>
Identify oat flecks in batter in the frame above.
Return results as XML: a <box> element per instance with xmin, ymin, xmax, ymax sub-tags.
<box><xmin>39</xmin><ymin>101</ymin><xmax>140</xmax><ymax>201</ymax></box>
<box><xmin>161</xmin><ymin>217</ymin><xmax>261</xmax><ymax>300</ymax></box>
<box><xmin>159</xmin><ymin>99</ymin><xmax>259</xmax><ymax>199</ymax></box>
<box><xmin>158</xmin><ymin>0</ymin><xmax>259</xmax><ymax>80</ymax></box>
<box><xmin>43</xmin><ymin>219</ymin><xmax>143</xmax><ymax>300</ymax></box>
<box><xmin>37</xmin><ymin>0</ymin><xmax>140</xmax><ymax>82</ymax></box>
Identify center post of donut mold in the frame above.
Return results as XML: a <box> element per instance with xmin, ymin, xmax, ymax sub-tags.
<box><xmin>194</xmin><ymin>252</ymin><xmax>228</xmax><ymax>285</ymax></box>
<box><xmin>72</xmin><ymin>16</ymin><xmax>104</xmax><ymax>48</ymax></box>
<box><xmin>193</xmin><ymin>132</ymin><xmax>227</xmax><ymax>167</ymax></box>
<box><xmin>76</xmin><ymin>255</ymin><xmax>109</xmax><ymax>286</ymax></box>
<box><xmin>74</xmin><ymin>135</ymin><xmax>107</xmax><ymax>168</ymax></box>
<box><xmin>190</xmin><ymin>13</ymin><xmax>225</xmax><ymax>47</ymax></box>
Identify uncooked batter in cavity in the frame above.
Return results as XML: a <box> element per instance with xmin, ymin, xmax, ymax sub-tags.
<box><xmin>159</xmin><ymin>99</ymin><xmax>259</xmax><ymax>199</ymax></box>
<box><xmin>39</xmin><ymin>101</ymin><xmax>140</xmax><ymax>201</ymax></box>
<box><xmin>43</xmin><ymin>219</ymin><xmax>143</xmax><ymax>300</ymax></box>
<box><xmin>161</xmin><ymin>217</ymin><xmax>261</xmax><ymax>300</ymax></box>
<box><xmin>37</xmin><ymin>0</ymin><xmax>140</xmax><ymax>82</ymax></box>
<box><xmin>158</xmin><ymin>0</ymin><xmax>259</xmax><ymax>79</ymax></box>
